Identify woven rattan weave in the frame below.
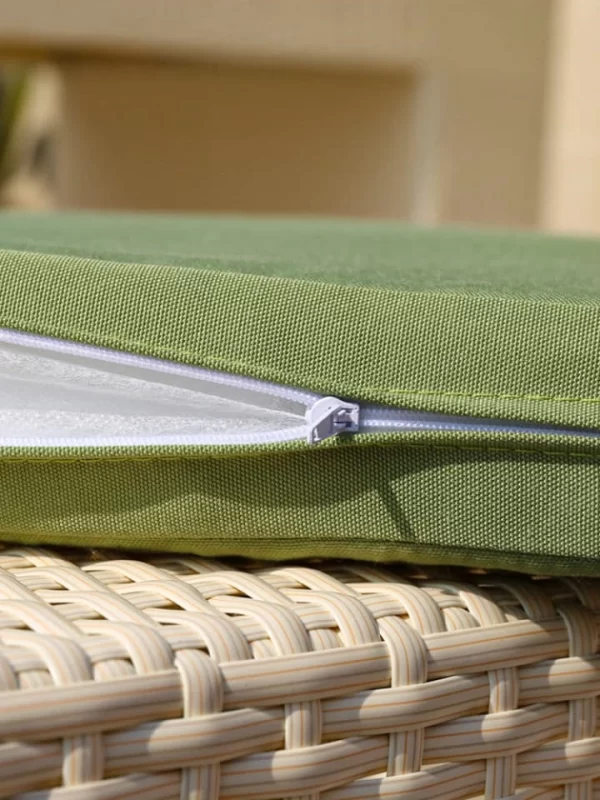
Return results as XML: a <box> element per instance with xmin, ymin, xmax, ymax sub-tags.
<box><xmin>0</xmin><ymin>545</ymin><xmax>599</xmax><ymax>799</ymax></box>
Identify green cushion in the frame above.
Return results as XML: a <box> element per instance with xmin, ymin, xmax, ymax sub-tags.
<box><xmin>2</xmin><ymin>211</ymin><xmax>600</xmax><ymax>575</ymax></box>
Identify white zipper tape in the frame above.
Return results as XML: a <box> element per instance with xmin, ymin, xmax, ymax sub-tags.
<box><xmin>0</xmin><ymin>328</ymin><xmax>597</xmax><ymax>448</ymax></box>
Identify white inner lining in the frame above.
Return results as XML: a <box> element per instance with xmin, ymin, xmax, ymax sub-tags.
<box><xmin>5</xmin><ymin>328</ymin><xmax>596</xmax><ymax>450</ymax></box>
<box><xmin>0</xmin><ymin>339</ymin><xmax>310</xmax><ymax>446</ymax></box>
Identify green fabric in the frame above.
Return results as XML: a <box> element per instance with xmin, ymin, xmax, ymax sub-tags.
<box><xmin>1</xmin><ymin>211</ymin><xmax>600</xmax><ymax>575</ymax></box>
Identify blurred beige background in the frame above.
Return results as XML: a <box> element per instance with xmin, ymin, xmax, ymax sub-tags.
<box><xmin>0</xmin><ymin>0</ymin><xmax>598</xmax><ymax>235</ymax></box>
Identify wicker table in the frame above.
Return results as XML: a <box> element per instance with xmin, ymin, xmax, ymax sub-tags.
<box><xmin>0</xmin><ymin>544</ymin><xmax>598</xmax><ymax>798</ymax></box>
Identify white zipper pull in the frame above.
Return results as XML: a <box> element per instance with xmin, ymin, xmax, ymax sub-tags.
<box><xmin>306</xmin><ymin>396</ymin><xmax>360</xmax><ymax>444</ymax></box>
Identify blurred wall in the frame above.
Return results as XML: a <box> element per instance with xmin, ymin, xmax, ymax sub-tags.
<box><xmin>56</xmin><ymin>62</ymin><xmax>414</xmax><ymax>219</ymax></box>
<box><xmin>1</xmin><ymin>0</ymin><xmax>599</xmax><ymax>235</ymax></box>
<box><xmin>540</xmin><ymin>0</ymin><xmax>600</xmax><ymax>234</ymax></box>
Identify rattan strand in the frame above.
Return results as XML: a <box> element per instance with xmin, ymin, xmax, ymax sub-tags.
<box><xmin>0</xmin><ymin>545</ymin><xmax>599</xmax><ymax>799</ymax></box>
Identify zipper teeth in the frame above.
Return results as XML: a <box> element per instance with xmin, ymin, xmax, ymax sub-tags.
<box><xmin>0</xmin><ymin>327</ymin><xmax>317</xmax><ymax>447</ymax></box>
<box><xmin>0</xmin><ymin>426</ymin><xmax>309</xmax><ymax>449</ymax></box>
<box><xmin>2</xmin><ymin>328</ymin><xmax>599</xmax><ymax>447</ymax></box>
<box><xmin>361</xmin><ymin>410</ymin><xmax>600</xmax><ymax>439</ymax></box>
<box><xmin>0</xmin><ymin>328</ymin><xmax>319</xmax><ymax>407</ymax></box>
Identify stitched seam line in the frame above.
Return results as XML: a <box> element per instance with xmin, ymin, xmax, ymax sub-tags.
<box><xmin>3</xmin><ymin>441</ymin><xmax>600</xmax><ymax>464</ymax></box>
<box><xmin>3</xmin><ymin>319</ymin><xmax>600</xmax><ymax>407</ymax></box>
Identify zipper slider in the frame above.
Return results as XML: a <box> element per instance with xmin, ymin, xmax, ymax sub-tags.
<box><xmin>306</xmin><ymin>396</ymin><xmax>360</xmax><ymax>444</ymax></box>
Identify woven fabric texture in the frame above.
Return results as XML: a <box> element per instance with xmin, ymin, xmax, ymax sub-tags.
<box><xmin>0</xmin><ymin>545</ymin><xmax>599</xmax><ymax>799</ymax></box>
<box><xmin>5</xmin><ymin>431</ymin><xmax>600</xmax><ymax>576</ymax></box>
<box><xmin>2</xmin><ymin>212</ymin><xmax>600</xmax><ymax>427</ymax></box>
<box><xmin>1</xmin><ymin>212</ymin><xmax>600</xmax><ymax>573</ymax></box>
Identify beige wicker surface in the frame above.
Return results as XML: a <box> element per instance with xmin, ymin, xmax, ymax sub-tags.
<box><xmin>0</xmin><ymin>546</ymin><xmax>599</xmax><ymax>799</ymax></box>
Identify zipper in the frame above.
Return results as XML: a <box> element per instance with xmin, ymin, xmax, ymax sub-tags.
<box><xmin>0</xmin><ymin>328</ymin><xmax>598</xmax><ymax>448</ymax></box>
